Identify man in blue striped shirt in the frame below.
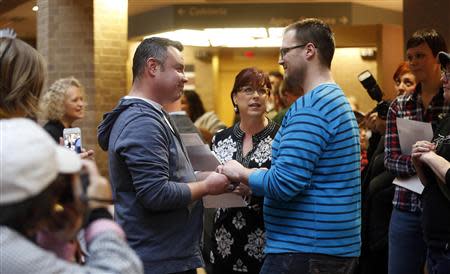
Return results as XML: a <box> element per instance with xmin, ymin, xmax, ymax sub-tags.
<box><xmin>220</xmin><ymin>18</ymin><xmax>361</xmax><ymax>274</ymax></box>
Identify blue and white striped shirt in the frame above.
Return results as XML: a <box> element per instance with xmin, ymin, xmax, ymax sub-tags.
<box><xmin>249</xmin><ymin>83</ymin><xmax>361</xmax><ymax>257</ymax></box>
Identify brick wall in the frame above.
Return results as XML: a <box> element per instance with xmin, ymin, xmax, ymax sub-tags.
<box><xmin>37</xmin><ymin>0</ymin><xmax>128</xmax><ymax>176</ymax></box>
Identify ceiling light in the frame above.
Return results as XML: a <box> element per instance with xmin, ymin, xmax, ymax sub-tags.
<box><xmin>145</xmin><ymin>27</ymin><xmax>284</xmax><ymax>48</ymax></box>
<box><xmin>268</xmin><ymin>28</ymin><xmax>284</xmax><ymax>39</ymax></box>
<box><xmin>146</xmin><ymin>29</ymin><xmax>210</xmax><ymax>47</ymax></box>
<box><xmin>32</xmin><ymin>5</ymin><xmax>39</xmax><ymax>12</ymax></box>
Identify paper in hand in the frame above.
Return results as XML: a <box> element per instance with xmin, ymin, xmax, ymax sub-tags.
<box><xmin>392</xmin><ymin>175</ymin><xmax>424</xmax><ymax>194</ymax></box>
<box><xmin>186</xmin><ymin>145</ymin><xmax>221</xmax><ymax>171</ymax></box>
<box><xmin>396</xmin><ymin>118</ymin><xmax>433</xmax><ymax>155</ymax></box>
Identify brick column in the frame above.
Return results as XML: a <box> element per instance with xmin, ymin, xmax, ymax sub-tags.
<box><xmin>37</xmin><ymin>0</ymin><xmax>128</xmax><ymax>176</ymax></box>
<box><xmin>93</xmin><ymin>0</ymin><xmax>128</xmax><ymax>175</ymax></box>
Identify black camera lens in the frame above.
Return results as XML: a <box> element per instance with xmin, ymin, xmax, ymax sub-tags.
<box><xmin>358</xmin><ymin>70</ymin><xmax>384</xmax><ymax>102</ymax></box>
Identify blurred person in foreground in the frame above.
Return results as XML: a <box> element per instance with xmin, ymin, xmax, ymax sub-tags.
<box><xmin>0</xmin><ymin>31</ymin><xmax>93</xmax><ymax>158</ymax></box>
<box><xmin>0</xmin><ymin>29</ymin><xmax>45</xmax><ymax>119</ymax></box>
<box><xmin>384</xmin><ymin>28</ymin><xmax>448</xmax><ymax>274</ymax></box>
<box><xmin>209</xmin><ymin>67</ymin><xmax>279</xmax><ymax>274</ymax></box>
<box><xmin>0</xmin><ymin>28</ymin><xmax>93</xmax><ymax>161</ymax></box>
<box><xmin>219</xmin><ymin>18</ymin><xmax>361</xmax><ymax>274</ymax></box>
<box><xmin>0</xmin><ymin>118</ymin><xmax>143</xmax><ymax>273</ymax></box>
<box><xmin>411</xmin><ymin>51</ymin><xmax>450</xmax><ymax>274</ymax></box>
<box><xmin>97</xmin><ymin>37</ymin><xmax>230</xmax><ymax>274</ymax></box>
<box><xmin>180</xmin><ymin>89</ymin><xmax>226</xmax><ymax>144</ymax></box>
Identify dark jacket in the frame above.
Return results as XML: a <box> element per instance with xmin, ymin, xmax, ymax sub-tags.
<box><xmin>98</xmin><ymin>98</ymin><xmax>203</xmax><ymax>274</ymax></box>
<box><xmin>43</xmin><ymin>120</ymin><xmax>64</xmax><ymax>143</ymax></box>
<box><xmin>422</xmin><ymin>115</ymin><xmax>450</xmax><ymax>247</ymax></box>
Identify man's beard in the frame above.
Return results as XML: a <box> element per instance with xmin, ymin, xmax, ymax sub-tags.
<box><xmin>285</xmin><ymin>68</ymin><xmax>304</xmax><ymax>92</ymax></box>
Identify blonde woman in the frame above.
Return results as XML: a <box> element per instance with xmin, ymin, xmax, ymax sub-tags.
<box><xmin>40</xmin><ymin>77</ymin><xmax>94</xmax><ymax>158</ymax></box>
<box><xmin>40</xmin><ymin>77</ymin><xmax>85</xmax><ymax>142</ymax></box>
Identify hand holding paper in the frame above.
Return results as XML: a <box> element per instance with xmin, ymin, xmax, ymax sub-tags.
<box><xmin>393</xmin><ymin>118</ymin><xmax>434</xmax><ymax>194</ymax></box>
<box><xmin>396</xmin><ymin>118</ymin><xmax>433</xmax><ymax>155</ymax></box>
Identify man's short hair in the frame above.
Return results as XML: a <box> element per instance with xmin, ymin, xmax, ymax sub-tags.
<box><xmin>132</xmin><ymin>37</ymin><xmax>183</xmax><ymax>82</ymax></box>
<box><xmin>285</xmin><ymin>18</ymin><xmax>335</xmax><ymax>68</ymax></box>
<box><xmin>406</xmin><ymin>28</ymin><xmax>447</xmax><ymax>57</ymax></box>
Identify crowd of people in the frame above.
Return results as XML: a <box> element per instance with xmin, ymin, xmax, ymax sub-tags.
<box><xmin>1</xmin><ymin>17</ymin><xmax>449</xmax><ymax>274</ymax></box>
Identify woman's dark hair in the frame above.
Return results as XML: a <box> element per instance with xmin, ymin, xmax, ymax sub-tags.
<box><xmin>183</xmin><ymin>90</ymin><xmax>206</xmax><ymax>122</ymax></box>
<box><xmin>230</xmin><ymin>67</ymin><xmax>271</xmax><ymax>113</ymax></box>
<box><xmin>0</xmin><ymin>174</ymin><xmax>80</xmax><ymax>236</ymax></box>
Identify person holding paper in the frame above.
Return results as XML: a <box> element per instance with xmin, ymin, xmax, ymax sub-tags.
<box><xmin>384</xmin><ymin>29</ymin><xmax>448</xmax><ymax>274</ymax></box>
<box><xmin>98</xmin><ymin>37</ymin><xmax>231</xmax><ymax>274</ymax></box>
<box><xmin>180</xmin><ymin>89</ymin><xmax>226</xmax><ymax>145</ymax></box>
<box><xmin>208</xmin><ymin>67</ymin><xmax>279</xmax><ymax>274</ymax></box>
<box><xmin>219</xmin><ymin>19</ymin><xmax>361</xmax><ymax>274</ymax></box>
<box><xmin>359</xmin><ymin>61</ymin><xmax>418</xmax><ymax>274</ymax></box>
<box><xmin>411</xmin><ymin>51</ymin><xmax>450</xmax><ymax>274</ymax></box>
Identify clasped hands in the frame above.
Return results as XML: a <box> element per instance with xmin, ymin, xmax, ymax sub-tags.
<box><xmin>411</xmin><ymin>140</ymin><xmax>437</xmax><ymax>167</ymax></box>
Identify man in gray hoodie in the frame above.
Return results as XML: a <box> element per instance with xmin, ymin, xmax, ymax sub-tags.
<box><xmin>98</xmin><ymin>37</ymin><xmax>230</xmax><ymax>274</ymax></box>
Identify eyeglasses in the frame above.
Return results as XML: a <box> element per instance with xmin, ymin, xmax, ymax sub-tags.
<box><xmin>238</xmin><ymin>86</ymin><xmax>270</xmax><ymax>96</ymax></box>
<box><xmin>279</xmin><ymin>43</ymin><xmax>308</xmax><ymax>58</ymax></box>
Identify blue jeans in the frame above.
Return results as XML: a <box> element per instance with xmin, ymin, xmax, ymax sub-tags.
<box><xmin>259</xmin><ymin>253</ymin><xmax>357</xmax><ymax>274</ymax></box>
<box><xmin>427</xmin><ymin>248</ymin><xmax>450</xmax><ymax>274</ymax></box>
<box><xmin>388</xmin><ymin>208</ymin><xmax>426</xmax><ymax>274</ymax></box>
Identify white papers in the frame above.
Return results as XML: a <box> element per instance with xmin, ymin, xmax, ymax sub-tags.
<box><xmin>392</xmin><ymin>176</ymin><xmax>424</xmax><ymax>194</ymax></box>
<box><xmin>186</xmin><ymin>145</ymin><xmax>221</xmax><ymax>171</ymax></box>
<box><xmin>396</xmin><ymin>118</ymin><xmax>433</xmax><ymax>155</ymax></box>
<box><xmin>180</xmin><ymin>133</ymin><xmax>204</xmax><ymax>146</ymax></box>
<box><xmin>203</xmin><ymin>193</ymin><xmax>248</xmax><ymax>208</ymax></box>
<box><xmin>393</xmin><ymin>118</ymin><xmax>432</xmax><ymax>194</ymax></box>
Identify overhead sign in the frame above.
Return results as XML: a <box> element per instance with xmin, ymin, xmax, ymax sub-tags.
<box><xmin>129</xmin><ymin>3</ymin><xmax>401</xmax><ymax>39</ymax></box>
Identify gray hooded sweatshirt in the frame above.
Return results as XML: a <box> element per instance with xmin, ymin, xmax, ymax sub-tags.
<box><xmin>98</xmin><ymin>98</ymin><xmax>203</xmax><ymax>274</ymax></box>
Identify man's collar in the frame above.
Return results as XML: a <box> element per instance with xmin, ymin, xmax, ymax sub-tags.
<box><xmin>124</xmin><ymin>95</ymin><xmax>162</xmax><ymax>112</ymax></box>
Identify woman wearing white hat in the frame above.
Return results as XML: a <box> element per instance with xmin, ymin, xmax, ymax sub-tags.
<box><xmin>0</xmin><ymin>30</ymin><xmax>142</xmax><ymax>273</ymax></box>
<box><xmin>0</xmin><ymin>119</ymin><xmax>143</xmax><ymax>273</ymax></box>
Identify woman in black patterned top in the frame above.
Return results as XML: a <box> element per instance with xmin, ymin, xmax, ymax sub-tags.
<box><xmin>209</xmin><ymin>67</ymin><xmax>279</xmax><ymax>274</ymax></box>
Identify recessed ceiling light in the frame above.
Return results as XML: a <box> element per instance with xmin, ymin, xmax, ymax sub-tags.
<box><xmin>32</xmin><ymin>5</ymin><xmax>39</xmax><ymax>12</ymax></box>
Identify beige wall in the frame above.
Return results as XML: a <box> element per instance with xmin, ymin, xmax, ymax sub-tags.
<box><xmin>332</xmin><ymin>48</ymin><xmax>377</xmax><ymax>113</ymax></box>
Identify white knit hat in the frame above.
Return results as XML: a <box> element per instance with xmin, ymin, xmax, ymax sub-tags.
<box><xmin>0</xmin><ymin>118</ymin><xmax>82</xmax><ymax>204</ymax></box>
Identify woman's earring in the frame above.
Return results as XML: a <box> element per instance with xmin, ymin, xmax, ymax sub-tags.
<box><xmin>234</xmin><ymin>106</ymin><xmax>238</xmax><ymax>113</ymax></box>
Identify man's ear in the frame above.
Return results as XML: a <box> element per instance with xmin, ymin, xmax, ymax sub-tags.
<box><xmin>146</xmin><ymin>58</ymin><xmax>160</xmax><ymax>77</ymax></box>
<box><xmin>304</xmin><ymin>43</ymin><xmax>316</xmax><ymax>60</ymax></box>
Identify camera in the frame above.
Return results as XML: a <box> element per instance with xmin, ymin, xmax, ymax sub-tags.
<box><xmin>357</xmin><ymin>70</ymin><xmax>390</xmax><ymax>119</ymax></box>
